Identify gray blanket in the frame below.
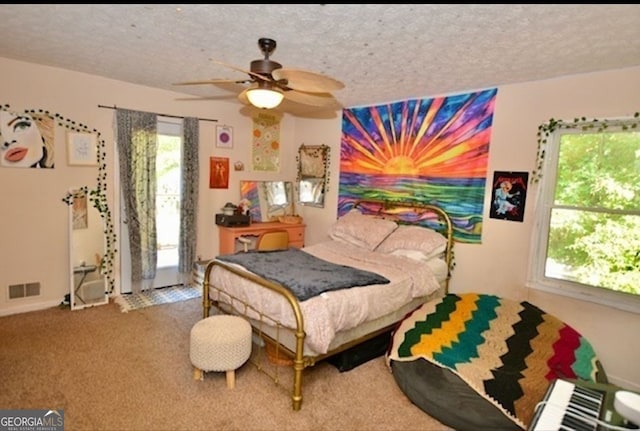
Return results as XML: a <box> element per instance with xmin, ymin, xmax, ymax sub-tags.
<box><xmin>216</xmin><ymin>248</ymin><xmax>390</xmax><ymax>301</ymax></box>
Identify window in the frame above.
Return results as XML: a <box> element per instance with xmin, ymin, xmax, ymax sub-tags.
<box><xmin>156</xmin><ymin>120</ymin><xmax>182</xmax><ymax>269</ymax></box>
<box><xmin>528</xmin><ymin>117</ymin><xmax>640</xmax><ymax>313</ymax></box>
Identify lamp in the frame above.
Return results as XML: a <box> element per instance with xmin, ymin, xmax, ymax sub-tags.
<box><xmin>246</xmin><ymin>81</ymin><xmax>284</xmax><ymax>109</ymax></box>
<box><xmin>615</xmin><ymin>390</ymin><xmax>640</xmax><ymax>425</ymax></box>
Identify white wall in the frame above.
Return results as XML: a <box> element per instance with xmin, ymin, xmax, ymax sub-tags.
<box><xmin>470</xmin><ymin>68</ymin><xmax>640</xmax><ymax>391</ymax></box>
<box><xmin>293</xmin><ymin>67</ymin><xmax>640</xmax><ymax>391</ymax></box>
<box><xmin>0</xmin><ymin>56</ymin><xmax>296</xmax><ymax>313</ymax></box>
<box><xmin>1</xmin><ymin>55</ymin><xmax>638</xmax><ymax>391</ymax></box>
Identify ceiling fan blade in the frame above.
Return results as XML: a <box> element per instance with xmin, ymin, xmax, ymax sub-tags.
<box><xmin>211</xmin><ymin>59</ymin><xmax>272</xmax><ymax>82</ymax></box>
<box><xmin>173</xmin><ymin>78</ymin><xmax>252</xmax><ymax>86</ymax></box>
<box><xmin>272</xmin><ymin>68</ymin><xmax>344</xmax><ymax>93</ymax></box>
<box><xmin>237</xmin><ymin>87</ymin><xmax>252</xmax><ymax>105</ymax></box>
<box><xmin>174</xmin><ymin>95</ymin><xmax>238</xmax><ymax>101</ymax></box>
<box><xmin>282</xmin><ymin>89</ymin><xmax>342</xmax><ymax>109</ymax></box>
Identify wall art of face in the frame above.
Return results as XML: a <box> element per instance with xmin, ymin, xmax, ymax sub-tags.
<box><xmin>0</xmin><ymin>110</ymin><xmax>54</xmax><ymax>168</ymax></box>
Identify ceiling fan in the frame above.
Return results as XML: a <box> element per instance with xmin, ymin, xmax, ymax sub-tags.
<box><xmin>173</xmin><ymin>38</ymin><xmax>344</xmax><ymax>112</ymax></box>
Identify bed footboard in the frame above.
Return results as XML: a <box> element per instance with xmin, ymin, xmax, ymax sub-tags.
<box><xmin>199</xmin><ymin>199</ymin><xmax>455</xmax><ymax>411</ymax></box>
<box><xmin>203</xmin><ymin>259</ymin><xmax>307</xmax><ymax>411</ymax></box>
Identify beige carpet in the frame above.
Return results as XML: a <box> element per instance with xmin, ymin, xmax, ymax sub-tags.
<box><xmin>0</xmin><ymin>297</ymin><xmax>453</xmax><ymax>431</ymax></box>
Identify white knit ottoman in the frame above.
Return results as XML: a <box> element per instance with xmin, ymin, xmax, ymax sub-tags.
<box><xmin>190</xmin><ymin>315</ymin><xmax>252</xmax><ymax>389</ymax></box>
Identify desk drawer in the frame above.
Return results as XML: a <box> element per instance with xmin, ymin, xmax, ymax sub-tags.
<box><xmin>290</xmin><ymin>240</ymin><xmax>304</xmax><ymax>249</ymax></box>
<box><xmin>287</xmin><ymin>226</ymin><xmax>305</xmax><ymax>243</ymax></box>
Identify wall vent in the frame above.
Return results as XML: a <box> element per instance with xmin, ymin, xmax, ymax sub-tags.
<box><xmin>8</xmin><ymin>284</ymin><xmax>24</xmax><ymax>299</ymax></box>
<box><xmin>25</xmin><ymin>282</ymin><xmax>40</xmax><ymax>297</ymax></box>
<box><xmin>8</xmin><ymin>282</ymin><xmax>41</xmax><ymax>299</ymax></box>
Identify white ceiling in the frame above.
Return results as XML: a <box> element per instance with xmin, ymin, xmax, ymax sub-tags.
<box><xmin>1</xmin><ymin>4</ymin><xmax>639</xmax><ymax>115</ymax></box>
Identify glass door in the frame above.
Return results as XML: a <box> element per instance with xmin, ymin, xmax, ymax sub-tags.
<box><xmin>119</xmin><ymin>118</ymin><xmax>183</xmax><ymax>293</ymax></box>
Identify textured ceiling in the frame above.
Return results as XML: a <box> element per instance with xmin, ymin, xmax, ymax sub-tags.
<box><xmin>1</xmin><ymin>4</ymin><xmax>640</xmax><ymax>115</ymax></box>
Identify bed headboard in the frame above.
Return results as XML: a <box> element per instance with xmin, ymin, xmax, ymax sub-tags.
<box><xmin>352</xmin><ymin>199</ymin><xmax>454</xmax><ymax>293</ymax></box>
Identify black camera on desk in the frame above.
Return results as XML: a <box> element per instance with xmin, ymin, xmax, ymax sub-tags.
<box><xmin>215</xmin><ymin>213</ymin><xmax>251</xmax><ymax>227</ymax></box>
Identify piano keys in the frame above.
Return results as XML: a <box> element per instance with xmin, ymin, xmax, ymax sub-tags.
<box><xmin>529</xmin><ymin>378</ymin><xmax>637</xmax><ymax>431</ymax></box>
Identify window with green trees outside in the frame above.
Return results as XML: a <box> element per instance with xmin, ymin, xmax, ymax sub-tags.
<box><xmin>528</xmin><ymin>119</ymin><xmax>640</xmax><ymax>313</ymax></box>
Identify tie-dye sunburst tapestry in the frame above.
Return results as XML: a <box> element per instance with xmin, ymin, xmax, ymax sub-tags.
<box><xmin>338</xmin><ymin>88</ymin><xmax>497</xmax><ymax>243</ymax></box>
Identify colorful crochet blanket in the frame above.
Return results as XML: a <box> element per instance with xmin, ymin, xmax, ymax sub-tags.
<box><xmin>387</xmin><ymin>293</ymin><xmax>603</xmax><ymax>429</ymax></box>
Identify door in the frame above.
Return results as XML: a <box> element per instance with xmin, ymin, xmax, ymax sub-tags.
<box><xmin>119</xmin><ymin>118</ymin><xmax>183</xmax><ymax>294</ymax></box>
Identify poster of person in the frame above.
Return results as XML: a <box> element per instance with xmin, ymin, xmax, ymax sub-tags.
<box><xmin>209</xmin><ymin>156</ymin><xmax>229</xmax><ymax>189</ymax></box>
<box><xmin>0</xmin><ymin>110</ymin><xmax>55</xmax><ymax>168</ymax></box>
<box><xmin>489</xmin><ymin>171</ymin><xmax>528</xmax><ymax>222</ymax></box>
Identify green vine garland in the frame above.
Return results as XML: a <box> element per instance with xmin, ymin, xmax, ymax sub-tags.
<box><xmin>1</xmin><ymin>103</ymin><xmax>117</xmax><ymax>294</ymax></box>
<box><xmin>533</xmin><ymin>111</ymin><xmax>640</xmax><ymax>183</ymax></box>
<box><xmin>296</xmin><ymin>143</ymin><xmax>331</xmax><ymax>192</ymax></box>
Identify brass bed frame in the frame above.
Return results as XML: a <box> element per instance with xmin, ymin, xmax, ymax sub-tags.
<box><xmin>202</xmin><ymin>199</ymin><xmax>454</xmax><ymax>411</ymax></box>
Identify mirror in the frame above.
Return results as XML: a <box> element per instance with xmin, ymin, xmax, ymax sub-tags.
<box><xmin>69</xmin><ymin>187</ymin><xmax>108</xmax><ymax>309</ymax></box>
<box><xmin>297</xmin><ymin>144</ymin><xmax>330</xmax><ymax>208</ymax></box>
<box><xmin>240</xmin><ymin>181</ymin><xmax>294</xmax><ymax>222</ymax></box>
<box><xmin>299</xmin><ymin>178</ymin><xmax>326</xmax><ymax>207</ymax></box>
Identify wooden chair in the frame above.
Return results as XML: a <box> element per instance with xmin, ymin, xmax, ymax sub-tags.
<box><xmin>256</xmin><ymin>230</ymin><xmax>289</xmax><ymax>251</ymax></box>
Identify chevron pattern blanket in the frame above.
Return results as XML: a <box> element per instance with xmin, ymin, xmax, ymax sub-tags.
<box><xmin>387</xmin><ymin>293</ymin><xmax>603</xmax><ymax>429</ymax></box>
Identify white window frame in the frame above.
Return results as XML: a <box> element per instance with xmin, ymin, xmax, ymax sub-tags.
<box><xmin>527</xmin><ymin>120</ymin><xmax>640</xmax><ymax>314</ymax></box>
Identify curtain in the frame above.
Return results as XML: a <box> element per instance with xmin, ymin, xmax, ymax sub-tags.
<box><xmin>179</xmin><ymin>117</ymin><xmax>199</xmax><ymax>274</ymax></box>
<box><xmin>116</xmin><ymin>109</ymin><xmax>158</xmax><ymax>292</ymax></box>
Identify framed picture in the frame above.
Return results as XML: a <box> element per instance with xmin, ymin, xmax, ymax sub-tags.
<box><xmin>209</xmin><ymin>157</ymin><xmax>229</xmax><ymax>189</ymax></box>
<box><xmin>297</xmin><ymin>144</ymin><xmax>330</xmax><ymax>208</ymax></box>
<box><xmin>67</xmin><ymin>132</ymin><xmax>98</xmax><ymax>166</ymax></box>
<box><xmin>489</xmin><ymin>171</ymin><xmax>529</xmax><ymax>222</ymax></box>
<box><xmin>216</xmin><ymin>125</ymin><xmax>233</xmax><ymax>149</ymax></box>
<box><xmin>299</xmin><ymin>144</ymin><xmax>329</xmax><ymax>178</ymax></box>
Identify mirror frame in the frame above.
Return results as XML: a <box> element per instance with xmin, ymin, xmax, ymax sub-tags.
<box><xmin>296</xmin><ymin>144</ymin><xmax>330</xmax><ymax>208</ymax></box>
<box><xmin>68</xmin><ymin>187</ymin><xmax>108</xmax><ymax>310</ymax></box>
<box><xmin>52</xmin><ymin>109</ymin><xmax>116</xmax><ymax>304</ymax></box>
<box><xmin>240</xmin><ymin>180</ymin><xmax>294</xmax><ymax>222</ymax></box>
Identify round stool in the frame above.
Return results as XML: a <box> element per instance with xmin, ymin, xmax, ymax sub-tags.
<box><xmin>190</xmin><ymin>315</ymin><xmax>252</xmax><ymax>389</ymax></box>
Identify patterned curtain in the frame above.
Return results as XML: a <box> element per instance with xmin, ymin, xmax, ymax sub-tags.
<box><xmin>179</xmin><ymin>117</ymin><xmax>199</xmax><ymax>274</ymax></box>
<box><xmin>116</xmin><ymin>109</ymin><xmax>158</xmax><ymax>292</ymax></box>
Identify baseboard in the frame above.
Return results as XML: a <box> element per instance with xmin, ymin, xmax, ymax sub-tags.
<box><xmin>608</xmin><ymin>374</ymin><xmax>640</xmax><ymax>392</ymax></box>
<box><xmin>0</xmin><ymin>299</ymin><xmax>62</xmax><ymax>317</ymax></box>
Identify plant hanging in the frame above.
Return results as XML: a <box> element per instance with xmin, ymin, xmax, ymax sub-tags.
<box><xmin>533</xmin><ymin>111</ymin><xmax>639</xmax><ymax>183</ymax></box>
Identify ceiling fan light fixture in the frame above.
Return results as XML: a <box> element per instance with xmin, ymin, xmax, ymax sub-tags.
<box><xmin>246</xmin><ymin>87</ymin><xmax>284</xmax><ymax>109</ymax></box>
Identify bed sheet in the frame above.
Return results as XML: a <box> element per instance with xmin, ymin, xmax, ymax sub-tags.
<box><xmin>207</xmin><ymin>240</ymin><xmax>442</xmax><ymax>354</ymax></box>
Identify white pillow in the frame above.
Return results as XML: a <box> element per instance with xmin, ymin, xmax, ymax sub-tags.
<box><xmin>328</xmin><ymin>210</ymin><xmax>398</xmax><ymax>251</ymax></box>
<box><xmin>375</xmin><ymin>225</ymin><xmax>447</xmax><ymax>261</ymax></box>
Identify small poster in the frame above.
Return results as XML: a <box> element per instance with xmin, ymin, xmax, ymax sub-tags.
<box><xmin>216</xmin><ymin>125</ymin><xmax>233</xmax><ymax>149</ymax></box>
<box><xmin>209</xmin><ymin>157</ymin><xmax>229</xmax><ymax>189</ymax></box>
<box><xmin>489</xmin><ymin>171</ymin><xmax>528</xmax><ymax>222</ymax></box>
<box><xmin>251</xmin><ymin>112</ymin><xmax>280</xmax><ymax>172</ymax></box>
<box><xmin>67</xmin><ymin>131</ymin><xmax>98</xmax><ymax>166</ymax></box>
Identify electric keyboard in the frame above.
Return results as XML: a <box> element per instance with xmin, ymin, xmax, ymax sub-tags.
<box><xmin>529</xmin><ymin>378</ymin><xmax>635</xmax><ymax>431</ymax></box>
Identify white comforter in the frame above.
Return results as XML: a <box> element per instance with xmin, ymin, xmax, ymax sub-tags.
<box><xmin>208</xmin><ymin>240</ymin><xmax>441</xmax><ymax>354</ymax></box>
